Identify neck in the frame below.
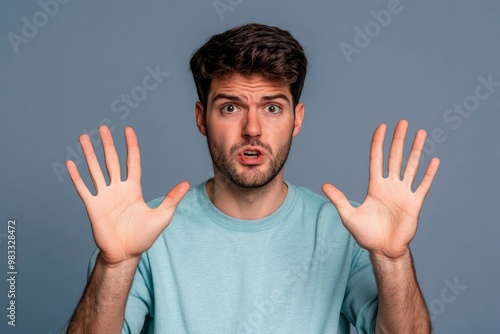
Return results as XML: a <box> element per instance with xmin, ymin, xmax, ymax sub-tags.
<box><xmin>206</xmin><ymin>173</ymin><xmax>288</xmax><ymax>220</ymax></box>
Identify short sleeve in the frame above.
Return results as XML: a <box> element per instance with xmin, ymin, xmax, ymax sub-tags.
<box><xmin>341</xmin><ymin>239</ymin><xmax>378</xmax><ymax>334</ymax></box>
<box><xmin>121</xmin><ymin>255</ymin><xmax>153</xmax><ymax>333</ymax></box>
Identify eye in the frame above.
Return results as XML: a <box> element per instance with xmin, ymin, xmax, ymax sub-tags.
<box><xmin>264</xmin><ymin>104</ymin><xmax>282</xmax><ymax>114</ymax></box>
<box><xmin>221</xmin><ymin>104</ymin><xmax>239</xmax><ymax>113</ymax></box>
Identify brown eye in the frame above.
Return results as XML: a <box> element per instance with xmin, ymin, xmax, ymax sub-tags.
<box><xmin>264</xmin><ymin>104</ymin><xmax>282</xmax><ymax>113</ymax></box>
<box><xmin>222</xmin><ymin>104</ymin><xmax>239</xmax><ymax>113</ymax></box>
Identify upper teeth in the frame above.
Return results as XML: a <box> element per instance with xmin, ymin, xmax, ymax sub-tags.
<box><xmin>245</xmin><ymin>150</ymin><xmax>258</xmax><ymax>156</ymax></box>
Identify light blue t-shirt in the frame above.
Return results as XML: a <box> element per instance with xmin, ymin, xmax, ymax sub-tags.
<box><xmin>70</xmin><ymin>182</ymin><xmax>378</xmax><ymax>333</ymax></box>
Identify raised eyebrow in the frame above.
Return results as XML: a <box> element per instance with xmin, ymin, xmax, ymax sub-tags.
<box><xmin>212</xmin><ymin>93</ymin><xmax>243</xmax><ymax>103</ymax></box>
<box><xmin>261</xmin><ymin>94</ymin><xmax>290</xmax><ymax>104</ymax></box>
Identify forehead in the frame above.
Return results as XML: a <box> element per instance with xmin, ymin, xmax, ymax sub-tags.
<box><xmin>208</xmin><ymin>74</ymin><xmax>292</xmax><ymax>101</ymax></box>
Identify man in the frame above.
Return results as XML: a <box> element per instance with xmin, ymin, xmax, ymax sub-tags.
<box><xmin>64</xmin><ymin>23</ymin><xmax>439</xmax><ymax>333</ymax></box>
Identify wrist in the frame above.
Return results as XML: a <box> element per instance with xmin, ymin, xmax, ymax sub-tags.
<box><xmin>369</xmin><ymin>248</ymin><xmax>412</xmax><ymax>272</ymax></box>
<box><xmin>96</xmin><ymin>252</ymin><xmax>140</xmax><ymax>273</ymax></box>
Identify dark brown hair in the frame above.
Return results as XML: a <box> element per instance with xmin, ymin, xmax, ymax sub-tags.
<box><xmin>189</xmin><ymin>23</ymin><xmax>307</xmax><ymax>109</ymax></box>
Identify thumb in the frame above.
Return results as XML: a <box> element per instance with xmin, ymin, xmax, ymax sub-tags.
<box><xmin>140</xmin><ymin>181</ymin><xmax>190</xmax><ymax>249</ymax></box>
<box><xmin>158</xmin><ymin>181</ymin><xmax>190</xmax><ymax>214</ymax></box>
<box><xmin>322</xmin><ymin>183</ymin><xmax>354</xmax><ymax>218</ymax></box>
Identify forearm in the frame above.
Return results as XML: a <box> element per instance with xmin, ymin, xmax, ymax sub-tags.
<box><xmin>371</xmin><ymin>250</ymin><xmax>430</xmax><ymax>334</ymax></box>
<box><xmin>68</xmin><ymin>253</ymin><xmax>139</xmax><ymax>334</ymax></box>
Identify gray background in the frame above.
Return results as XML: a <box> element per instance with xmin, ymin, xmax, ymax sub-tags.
<box><xmin>1</xmin><ymin>0</ymin><xmax>499</xmax><ymax>333</ymax></box>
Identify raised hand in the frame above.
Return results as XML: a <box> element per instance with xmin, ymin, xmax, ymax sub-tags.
<box><xmin>322</xmin><ymin>120</ymin><xmax>440</xmax><ymax>260</ymax></box>
<box><xmin>66</xmin><ymin>126</ymin><xmax>189</xmax><ymax>266</ymax></box>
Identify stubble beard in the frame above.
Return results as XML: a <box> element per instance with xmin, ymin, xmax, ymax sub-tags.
<box><xmin>206</xmin><ymin>133</ymin><xmax>293</xmax><ymax>189</ymax></box>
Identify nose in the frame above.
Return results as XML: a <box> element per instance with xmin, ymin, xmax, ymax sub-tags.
<box><xmin>242</xmin><ymin>109</ymin><xmax>262</xmax><ymax>138</ymax></box>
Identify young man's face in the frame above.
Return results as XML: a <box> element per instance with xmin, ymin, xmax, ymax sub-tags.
<box><xmin>196</xmin><ymin>74</ymin><xmax>304</xmax><ymax>188</ymax></box>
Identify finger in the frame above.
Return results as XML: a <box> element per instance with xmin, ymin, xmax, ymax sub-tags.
<box><xmin>321</xmin><ymin>183</ymin><xmax>355</xmax><ymax>218</ymax></box>
<box><xmin>125</xmin><ymin>127</ymin><xmax>141</xmax><ymax>182</ymax></box>
<box><xmin>403</xmin><ymin>129</ymin><xmax>426</xmax><ymax>185</ymax></box>
<box><xmin>369</xmin><ymin>123</ymin><xmax>387</xmax><ymax>180</ymax></box>
<box><xmin>79</xmin><ymin>134</ymin><xmax>107</xmax><ymax>192</ymax></box>
<box><xmin>66</xmin><ymin>160</ymin><xmax>92</xmax><ymax>202</ymax></box>
<box><xmin>415</xmin><ymin>157</ymin><xmax>440</xmax><ymax>199</ymax></box>
<box><xmin>99</xmin><ymin>126</ymin><xmax>121</xmax><ymax>183</ymax></box>
<box><xmin>147</xmin><ymin>181</ymin><xmax>190</xmax><ymax>238</ymax></box>
<box><xmin>157</xmin><ymin>181</ymin><xmax>191</xmax><ymax>215</ymax></box>
<box><xmin>387</xmin><ymin>120</ymin><xmax>408</xmax><ymax>179</ymax></box>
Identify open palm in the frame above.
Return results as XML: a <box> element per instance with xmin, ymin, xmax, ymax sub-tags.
<box><xmin>66</xmin><ymin>126</ymin><xmax>189</xmax><ymax>266</ymax></box>
<box><xmin>322</xmin><ymin>120</ymin><xmax>440</xmax><ymax>259</ymax></box>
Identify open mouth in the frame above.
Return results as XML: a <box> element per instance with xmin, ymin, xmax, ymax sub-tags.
<box><xmin>238</xmin><ymin>147</ymin><xmax>265</xmax><ymax>164</ymax></box>
<box><xmin>243</xmin><ymin>150</ymin><xmax>261</xmax><ymax>158</ymax></box>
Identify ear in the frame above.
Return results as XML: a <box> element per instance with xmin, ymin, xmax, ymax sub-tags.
<box><xmin>195</xmin><ymin>102</ymin><xmax>207</xmax><ymax>136</ymax></box>
<box><xmin>292</xmin><ymin>102</ymin><xmax>304</xmax><ymax>137</ymax></box>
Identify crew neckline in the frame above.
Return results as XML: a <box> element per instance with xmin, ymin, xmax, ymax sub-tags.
<box><xmin>197</xmin><ymin>180</ymin><xmax>297</xmax><ymax>232</ymax></box>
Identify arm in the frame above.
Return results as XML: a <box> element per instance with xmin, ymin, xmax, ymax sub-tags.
<box><xmin>370</xmin><ymin>250</ymin><xmax>430</xmax><ymax>333</ymax></box>
<box><xmin>323</xmin><ymin>120</ymin><xmax>439</xmax><ymax>333</ymax></box>
<box><xmin>68</xmin><ymin>254</ymin><xmax>139</xmax><ymax>333</ymax></box>
<box><xmin>65</xmin><ymin>126</ymin><xmax>189</xmax><ymax>333</ymax></box>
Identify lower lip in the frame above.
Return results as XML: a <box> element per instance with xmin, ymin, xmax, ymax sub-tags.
<box><xmin>239</xmin><ymin>153</ymin><xmax>265</xmax><ymax>165</ymax></box>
